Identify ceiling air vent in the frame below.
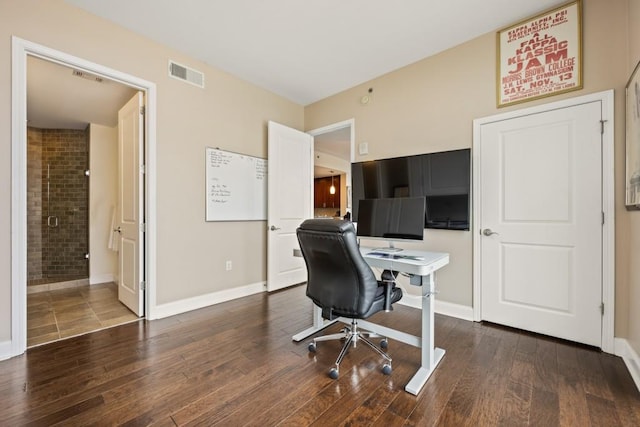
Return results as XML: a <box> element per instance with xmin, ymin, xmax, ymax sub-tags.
<box><xmin>169</xmin><ymin>60</ymin><xmax>205</xmax><ymax>88</ymax></box>
<box><xmin>72</xmin><ymin>69</ymin><xmax>104</xmax><ymax>83</ymax></box>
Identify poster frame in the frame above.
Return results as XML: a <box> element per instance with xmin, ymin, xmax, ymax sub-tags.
<box><xmin>626</xmin><ymin>60</ymin><xmax>640</xmax><ymax>209</ymax></box>
<box><xmin>496</xmin><ymin>0</ymin><xmax>583</xmax><ymax>108</ymax></box>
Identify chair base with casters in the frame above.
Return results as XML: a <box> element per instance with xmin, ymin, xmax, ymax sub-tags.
<box><xmin>308</xmin><ymin>318</ymin><xmax>393</xmax><ymax>379</ymax></box>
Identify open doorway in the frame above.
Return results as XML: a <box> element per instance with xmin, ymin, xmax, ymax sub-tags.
<box><xmin>11</xmin><ymin>37</ymin><xmax>157</xmax><ymax>357</ymax></box>
<box><xmin>25</xmin><ymin>56</ymin><xmax>140</xmax><ymax>347</ymax></box>
<box><xmin>308</xmin><ymin>120</ymin><xmax>354</xmax><ymax>219</ymax></box>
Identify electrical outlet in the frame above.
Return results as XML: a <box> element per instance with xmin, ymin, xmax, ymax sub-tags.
<box><xmin>225</xmin><ymin>260</ymin><xmax>232</xmax><ymax>271</ymax></box>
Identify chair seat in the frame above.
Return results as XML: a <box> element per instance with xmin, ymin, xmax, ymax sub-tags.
<box><xmin>328</xmin><ymin>281</ymin><xmax>403</xmax><ymax>319</ymax></box>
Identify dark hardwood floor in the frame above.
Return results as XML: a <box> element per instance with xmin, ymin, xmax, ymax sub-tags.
<box><xmin>1</xmin><ymin>284</ymin><xmax>638</xmax><ymax>426</ymax></box>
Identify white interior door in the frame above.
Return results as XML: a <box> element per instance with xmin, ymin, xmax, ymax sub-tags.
<box><xmin>117</xmin><ymin>92</ymin><xmax>144</xmax><ymax>316</ymax></box>
<box><xmin>267</xmin><ymin>121</ymin><xmax>313</xmax><ymax>292</ymax></box>
<box><xmin>479</xmin><ymin>101</ymin><xmax>603</xmax><ymax>347</ymax></box>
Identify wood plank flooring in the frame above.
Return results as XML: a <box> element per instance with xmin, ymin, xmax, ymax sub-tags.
<box><xmin>1</xmin><ymin>284</ymin><xmax>638</xmax><ymax>426</ymax></box>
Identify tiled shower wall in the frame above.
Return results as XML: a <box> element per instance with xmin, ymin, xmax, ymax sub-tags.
<box><xmin>27</xmin><ymin>127</ymin><xmax>89</xmax><ymax>283</ymax></box>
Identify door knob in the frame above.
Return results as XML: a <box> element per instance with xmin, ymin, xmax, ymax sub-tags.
<box><xmin>482</xmin><ymin>228</ymin><xmax>499</xmax><ymax>236</ymax></box>
<box><xmin>270</xmin><ymin>225</ymin><xmax>281</xmax><ymax>231</ymax></box>
<box><xmin>114</xmin><ymin>227</ymin><xmax>122</xmax><ymax>234</ymax></box>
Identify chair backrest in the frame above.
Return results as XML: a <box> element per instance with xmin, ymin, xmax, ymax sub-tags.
<box><xmin>296</xmin><ymin>219</ymin><xmax>379</xmax><ymax>320</ymax></box>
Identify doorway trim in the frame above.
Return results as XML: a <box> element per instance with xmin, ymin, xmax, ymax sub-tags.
<box><xmin>308</xmin><ymin>118</ymin><xmax>356</xmax><ymax>203</ymax></box>
<box><xmin>11</xmin><ymin>36</ymin><xmax>158</xmax><ymax>357</ymax></box>
<box><xmin>472</xmin><ymin>90</ymin><xmax>615</xmax><ymax>353</ymax></box>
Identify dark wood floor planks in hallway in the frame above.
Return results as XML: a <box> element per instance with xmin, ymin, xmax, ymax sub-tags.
<box><xmin>1</xmin><ymin>284</ymin><xmax>638</xmax><ymax>426</ymax></box>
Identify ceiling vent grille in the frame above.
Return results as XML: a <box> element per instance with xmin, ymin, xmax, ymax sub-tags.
<box><xmin>72</xmin><ymin>69</ymin><xmax>104</xmax><ymax>83</ymax></box>
<box><xmin>169</xmin><ymin>60</ymin><xmax>205</xmax><ymax>88</ymax></box>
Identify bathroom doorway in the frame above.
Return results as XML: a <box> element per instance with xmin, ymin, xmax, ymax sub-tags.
<box><xmin>11</xmin><ymin>37</ymin><xmax>158</xmax><ymax>357</ymax></box>
<box><xmin>25</xmin><ymin>55</ymin><xmax>139</xmax><ymax>346</ymax></box>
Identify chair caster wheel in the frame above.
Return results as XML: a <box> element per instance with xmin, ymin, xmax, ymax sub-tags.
<box><xmin>380</xmin><ymin>339</ymin><xmax>388</xmax><ymax>349</ymax></box>
<box><xmin>308</xmin><ymin>342</ymin><xmax>316</xmax><ymax>353</ymax></box>
<box><xmin>382</xmin><ymin>363</ymin><xmax>392</xmax><ymax>375</ymax></box>
<box><xmin>329</xmin><ymin>367</ymin><xmax>339</xmax><ymax>379</ymax></box>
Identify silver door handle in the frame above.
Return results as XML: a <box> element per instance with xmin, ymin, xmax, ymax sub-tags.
<box><xmin>47</xmin><ymin>215</ymin><xmax>59</xmax><ymax>228</ymax></box>
<box><xmin>270</xmin><ymin>225</ymin><xmax>281</xmax><ymax>231</ymax></box>
<box><xmin>482</xmin><ymin>228</ymin><xmax>499</xmax><ymax>236</ymax></box>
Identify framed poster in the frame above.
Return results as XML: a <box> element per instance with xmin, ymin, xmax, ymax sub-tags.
<box><xmin>497</xmin><ymin>0</ymin><xmax>582</xmax><ymax>108</ymax></box>
<box><xmin>626</xmin><ymin>61</ymin><xmax>640</xmax><ymax>208</ymax></box>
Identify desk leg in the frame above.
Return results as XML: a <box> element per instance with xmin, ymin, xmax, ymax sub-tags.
<box><xmin>405</xmin><ymin>272</ymin><xmax>445</xmax><ymax>395</ymax></box>
<box><xmin>292</xmin><ymin>305</ymin><xmax>338</xmax><ymax>342</ymax></box>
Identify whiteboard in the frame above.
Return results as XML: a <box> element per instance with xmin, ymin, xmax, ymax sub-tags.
<box><xmin>205</xmin><ymin>147</ymin><xmax>267</xmax><ymax>221</ymax></box>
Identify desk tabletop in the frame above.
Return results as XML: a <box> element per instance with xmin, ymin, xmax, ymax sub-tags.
<box><xmin>360</xmin><ymin>247</ymin><xmax>449</xmax><ymax>276</ymax></box>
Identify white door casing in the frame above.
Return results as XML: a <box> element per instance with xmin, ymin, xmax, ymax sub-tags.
<box><xmin>267</xmin><ymin>121</ymin><xmax>313</xmax><ymax>292</ymax></box>
<box><xmin>473</xmin><ymin>91</ymin><xmax>615</xmax><ymax>351</ymax></box>
<box><xmin>11</xmin><ymin>37</ymin><xmax>157</xmax><ymax>358</ymax></box>
<box><xmin>117</xmin><ymin>92</ymin><xmax>145</xmax><ymax>316</ymax></box>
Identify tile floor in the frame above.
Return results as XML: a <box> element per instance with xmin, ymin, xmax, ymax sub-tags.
<box><xmin>28</xmin><ymin>274</ymin><xmax>88</xmax><ymax>288</ymax></box>
<box><xmin>27</xmin><ymin>282</ymin><xmax>140</xmax><ymax>347</ymax></box>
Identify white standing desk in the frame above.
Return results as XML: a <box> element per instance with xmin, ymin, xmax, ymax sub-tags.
<box><xmin>292</xmin><ymin>246</ymin><xmax>450</xmax><ymax>395</ymax></box>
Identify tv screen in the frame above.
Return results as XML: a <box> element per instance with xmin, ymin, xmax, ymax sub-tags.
<box><xmin>356</xmin><ymin>197</ymin><xmax>425</xmax><ymax>241</ymax></box>
<box><xmin>426</xmin><ymin>194</ymin><xmax>469</xmax><ymax>230</ymax></box>
<box><xmin>351</xmin><ymin>149</ymin><xmax>470</xmax><ymax>231</ymax></box>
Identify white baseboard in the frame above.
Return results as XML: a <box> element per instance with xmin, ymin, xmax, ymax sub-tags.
<box><xmin>615</xmin><ymin>337</ymin><xmax>640</xmax><ymax>392</ymax></box>
<box><xmin>0</xmin><ymin>340</ymin><xmax>13</xmax><ymax>361</ymax></box>
<box><xmin>435</xmin><ymin>299</ymin><xmax>474</xmax><ymax>321</ymax></box>
<box><xmin>153</xmin><ymin>281</ymin><xmax>266</xmax><ymax>319</ymax></box>
<box><xmin>396</xmin><ymin>292</ymin><xmax>421</xmax><ymax>309</ymax></box>
<box><xmin>398</xmin><ymin>294</ymin><xmax>474</xmax><ymax>322</ymax></box>
<box><xmin>90</xmin><ymin>273</ymin><xmax>115</xmax><ymax>285</ymax></box>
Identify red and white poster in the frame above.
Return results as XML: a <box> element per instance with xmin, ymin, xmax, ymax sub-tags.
<box><xmin>497</xmin><ymin>0</ymin><xmax>582</xmax><ymax>107</ymax></box>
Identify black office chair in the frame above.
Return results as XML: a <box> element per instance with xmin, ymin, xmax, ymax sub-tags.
<box><xmin>296</xmin><ymin>219</ymin><xmax>403</xmax><ymax>379</ymax></box>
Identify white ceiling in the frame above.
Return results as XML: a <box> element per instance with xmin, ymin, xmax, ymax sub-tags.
<box><xmin>65</xmin><ymin>0</ymin><xmax>567</xmax><ymax>106</ymax></box>
<box><xmin>30</xmin><ymin>1</ymin><xmax>568</xmax><ymax>129</ymax></box>
<box><xmin>27</xmin><ymin>56</ymin><xmax>137</xmax><ymax>129</ymax></box>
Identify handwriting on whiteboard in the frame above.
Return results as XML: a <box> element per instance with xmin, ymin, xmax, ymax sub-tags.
<box><xmin>205</xmin><ymin>148</ymin><xmax>267</xmax><ymax>221</ymax></box>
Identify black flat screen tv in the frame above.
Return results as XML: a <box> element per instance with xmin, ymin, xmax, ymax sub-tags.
<box><xmin>351</xmin><ymin>148</ymin><xmax>470</xmax><ymax>231</ymax></box>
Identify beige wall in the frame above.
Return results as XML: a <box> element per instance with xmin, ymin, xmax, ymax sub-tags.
<box><xmin>0</xmin><ymin>0</ymin><xmax>304</xmax><ymax>342</ymax></box>
<box><xmin>305</xmin><ymin>0</ymin><xmax>631</xmax><ymax>330</ymax></box>
<box><xmin>626</xmin><ymin>0</ymin><xmax>640</xmax><ymax>356</ymax></box>
<box><xmin>88</xmin><ymin>124</ymin><xmax>118</xmax><ymax>285</ymax></box>
<box><xmin>2</xmin><ymin>0</ymin><xmax>637</xmax><ymax>347</ymax></box>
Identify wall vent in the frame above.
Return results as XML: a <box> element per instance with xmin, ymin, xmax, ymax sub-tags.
<box><xmin>168</xmin><ymin>60</ymin><xmax>205</xmax><ymax>88</ymax></box>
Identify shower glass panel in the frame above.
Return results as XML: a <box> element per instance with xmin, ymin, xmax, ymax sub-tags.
<box><xmin>27</xmin><ymin>127</ymin><xmax>89</xmax><ymax>285</ymax></box>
